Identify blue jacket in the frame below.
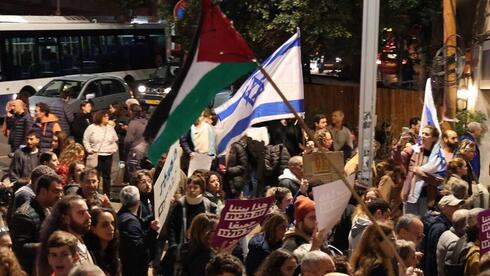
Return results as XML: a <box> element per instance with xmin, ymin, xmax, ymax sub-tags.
<box><xmin>423</xmin><ymin>214</ymin><xmax>452</xmax><ymax>276</ymax></box>
<box><xmin>460</xmin><ymin>132</ymin><xmax>480</xmax><ymax>180</ymax></box>
<box><xmin>245</xmin><ymin>233</ymin><xmax>282</xmax><ymax>276</ymax></box>
<box><xmin>50</xmin><ymin>98</ymin><xmax>74</xmax><ymax>135</ymax></box>
<box><xmin>9</xmin><ymin>112</ymin><xmax>32</xmax><ymax>151</ymax></box>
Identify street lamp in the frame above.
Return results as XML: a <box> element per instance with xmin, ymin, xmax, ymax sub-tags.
<box><xmin>456</xmin><ymin>76</ymin><xmax>469</xmax><ymax>111</ymax></box>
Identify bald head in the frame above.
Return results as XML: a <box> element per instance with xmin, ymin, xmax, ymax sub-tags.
<box><xmin>452</xmin><ymin>209</ymin><xmax>469</xmax><ymax>236</ymax></box>
<box><xmin>13</xmin><ymin>99</ymin><xmax>25</xmax><ymax>114</ymax></box>
<box><xmin>301</xmin><ymin>250</ymin><xmax>335</xmax><ymax>276</ymax></box>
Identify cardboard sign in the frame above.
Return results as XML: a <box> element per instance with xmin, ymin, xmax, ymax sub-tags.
<box><xmin>479</xmin><ymin>208</ymin><xmax>490</xmax><ymax>255</ymax></box>
<box><xmin>211</xmin><ymin>197</ymin><xmax>274</xmax><ymax>248</ymax></box>
<box><xmin>303</xmin><ymin>151</ymin><xmax>344</xmax><ymax>183</ymax></box>
<box><xmin>313</xmin><ymin>174</ymin><xmax>354</xmax><ymax>231</ymax></box>
<box><xmin>153</xmin><ymin>143</ymin><xmax>183</xmax><ymax>232</ymax></box>
<box><xmin>187</xmin><ymin>153</ymin><xmax>213</xmax><ymax>177</ymax></box>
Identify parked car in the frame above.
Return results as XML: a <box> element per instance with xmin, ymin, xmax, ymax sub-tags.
<box><xmin>29</xmin><ymin>75</ymin><xmax>130</xmax><ymax>114</ymax></box>
<box><xmin>134</xmin><ymin>78</ymin><xmax>172</xmax><ymax>106</ymax></box>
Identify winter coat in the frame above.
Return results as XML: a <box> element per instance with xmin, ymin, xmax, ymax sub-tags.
<box><xmin>8</xmin><ymin>147</ymin><xmax>39</xmax><ymax>183</ymax></box>
<box><xmin>83</xmin><ymin>124</ymin><xmax>118</xmax><ymax>156</ymax></box>
<box><xmin>264</xmin><ymin>143</ymin><xmax>290</xmax><ymax>186</ymax></box>
<box><xmin>124</xmin><ymin>116</ymin><xmax>148</xmax><ymax>152</ymax></box>
<box><xmin>31</xmin><ymin>114</ymin><xmax>61</xmax><ymax>152</ymax></box>
<box><xmin>159</xmin><ymin>242</ymin><xmax>215</xmax><ymax>276</ymax></box>
<box><xmin>72</xmin><ymin>112</ymin><xmax>92</xmax><ymax>144</ymax></box>
<box><xmin>245</xmin><ymin>233</ymin><xmax>282</xmax><ymax>276</ymax></box>
<box><xmin>117</xmin><ymin>207</ymin><xmax>157</xmax><ymax>276</ymax></box>
<box><xmin>423</xmin><ymin>214</ymin><xmax>452</xmax><ymax>276</ymax></box>
<box><xmin>436</xmin><ymin>227</ymin><xmax>460</xmax><ymax>276</ymax></box>
<box><xmin>278</xmin><ymin>168</ymin><xmax>301</xmax><ymax>195</ymax></box>
<box><xmin>9</xmin><ymin>112</ymin><xmax>32</xmax><ymax>151</ymax></box>
<box><xmin>281</xmin><ymin>227</ymin><xmax>310</xmax><ymax>253</ymax></box>
<box><xmin>50</xmin><ymin>98</ymin><xmax>74</xmax><ymax>135</ymax></box>
<box><xmin>226</xmin><ymin>138</ymin><xmax>249</xmax><ymax>196</ymax></box>
<box><xmin>167</xmin><ymin>197</ymin><xmax>217</xmax><ymax>247</ymax></box>
<box><xmin>348</xmin><ymin>216</ymin><xmax>372</xmax><ymax>251</ymax></box>
<box><xmin>11</xmin><ymin>199</ymin><xmax>47</xmax><ymax>275</ymax></box>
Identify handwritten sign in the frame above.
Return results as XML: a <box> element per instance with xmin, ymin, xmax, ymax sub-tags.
<box><xmin>303</xmin><ymin>151</ymin><xmax>344</xmax><ymax>183</ymax></box>
<box><xmin>312</xmin><ymin>174</ymin><xmax>354</xmax><ymax>231</ymax></box>
<box><xmin>479</xmin><ymin>208</ymin><xmax>490</xmax><ymax>255</ymax></box>
<box><xmin>153</xmin><ymin>142</ymin><xmax>183</xmax><ymax>232</ymax></box>
<box><xmin>211</xmin><ymin>196</ymin><xmax>274</xmax><ymax>248</ymax></box>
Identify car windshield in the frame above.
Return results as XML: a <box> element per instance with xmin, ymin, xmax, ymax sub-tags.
<box><xmin>36</xmin><ymin>80</ymin><xmax>83</xmax><ymax>98</ymax></box>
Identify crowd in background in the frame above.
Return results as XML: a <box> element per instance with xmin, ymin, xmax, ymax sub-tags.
<box><xmin>0</xmin><ymin>89</ymin><xmax>488</xmax><ymax>276</ymax></box>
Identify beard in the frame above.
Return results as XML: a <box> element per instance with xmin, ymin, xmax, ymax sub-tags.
<box><xmin>69</xmin><ymin>218</ymin><xmax>91</xmax><ymax>235</ymax></box>
<box><xmin>449</xmin><ymin>143</ymin><xmax>458</xmax><ymax>151</ymax></box>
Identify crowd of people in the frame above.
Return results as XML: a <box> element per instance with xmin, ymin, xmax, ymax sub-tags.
<box><xmin>0</xmin><ymin>89</ymin><xmax>488</xmax><ymax>276</ymax></box>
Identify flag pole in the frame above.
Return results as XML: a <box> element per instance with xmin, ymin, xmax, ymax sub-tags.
<box><xmin>255</xmin><ymin>61</ymin><xmax>406</xmax><ymax>270</ymax></box>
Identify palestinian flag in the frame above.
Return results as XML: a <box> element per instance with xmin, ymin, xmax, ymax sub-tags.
<box><xmin>144</xmin><ymin>0</ymin><xmax>256</xmax><ymax>164</ymax></box>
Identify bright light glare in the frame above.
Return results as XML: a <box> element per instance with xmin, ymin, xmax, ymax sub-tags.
<box><xmin>138</xmin><ymin>85</ymin><xmax>146</xmax><ymax>93</ymax></box>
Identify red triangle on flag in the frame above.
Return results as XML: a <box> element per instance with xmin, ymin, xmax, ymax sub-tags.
<box><xmin>197</xmin><ymin>0</ymin><xmax>255</xmax><ymax>63</ymax></box>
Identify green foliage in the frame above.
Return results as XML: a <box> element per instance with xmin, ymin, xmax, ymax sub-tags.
<box><xmin>455</xmin><ymin>110</ymin><xmax>487</xmax><ymax>136</ymax></box>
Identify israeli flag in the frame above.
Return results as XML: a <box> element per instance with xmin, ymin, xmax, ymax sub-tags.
<box><xmin>408</xmin><ymin>79</ymin><xmax>447</xmax><ymax>203</ymax></box>
<box><xmin>214</xmin><ymin>32</ymin><xmax>304</xmax><ymax>154</ymax></box>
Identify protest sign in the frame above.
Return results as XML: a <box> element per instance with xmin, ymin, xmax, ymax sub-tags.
<box><xmin>478</xmin><ymin>208</ymin><xmax>490</xmax><ymax>255</ymax></box>
<box><xmin>313</xmin><ymin>174</ymin><xmax>355</xmax><ymax>231</ymax></box>
<box><xmin>187</xmin><ymin>153</ymin><xmax>213</xmax><ymax>177</ymax></box>
<box><xmin>303</xmin><ymin>151</ymin><xmax>344</xmax><ymax>183</ymax></box>
<box><xmin>153</xmin><ymin>142</ymin><xmax>183</xmax><ymax>232</ymax></box>
<box><xmin>211</xmin><ymin>196</ymin><xmax>274</xmax><ymax>248</ymax></box>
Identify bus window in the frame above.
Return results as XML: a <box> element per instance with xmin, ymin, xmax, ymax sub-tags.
<box><xmin>100</xmin><ymin>35</ymin><xmax>128</xmax><ymax>71</ymax></box>
<box><xmin>80</xmin><ymin>35</ymin><xmax>100</xmax><ymax>74</ymax></box>
<box><xmin>150</xmin><ymin>34</ymin><xmax>166</xmax><ymax>67</ymax></box>
<box><xmin>37</xmin><ymin>37</ymin><xmax>59</xmax><ymax>77</ymax></box>
<box><xmin>130</xmin><ymin>35</ymin><xmax>153</xmax><ymax>69</ymax></box>
<box><xmin>60</xmin><ymin>36</ymin><xmax>81</xmax><ymax>75</ymax></box>
<box><xmin>8</xmin><ymin>37</ymin><xmax>35</xmax><ymax>79</ymax></box>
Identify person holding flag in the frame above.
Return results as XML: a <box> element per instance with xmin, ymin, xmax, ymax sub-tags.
<box><xmin>393</xmin><ymin>79</ymin><xmax>447</xmax><ymax>216</ymax></box>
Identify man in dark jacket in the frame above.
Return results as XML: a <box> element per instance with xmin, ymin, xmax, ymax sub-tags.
<box><xmin>11</xmin><ymin>174</ymin><xmax>63</xmax><ymax>274</ymax></box>
<box><xmin>422</xmin><ymin>195</ymin><xmax>463</xmax><ymax>276</ymax></box>
<box><xmin>8</xmin><ymin>99</ymin><xmax>32</xmax><ymax>152</ymax></box>
<box><xmin>118</xmin><ymin>185</ymin><xmax>160</xmax><ymax>276</ymax></box>
<box><xmin>50</xmin><ymin>89</ymin><xmax>74</xmax><ymax>135</ymax></box>
<box><xmin>225</xmin><ymin>136</ymin><xmax>249</xmax><ymax>198</ymax></box>
<box><xmin>124</xmin><ymin>106</ymin><xmax>149</xmax><ymax>176</ymax></box>
<box><xmin>278</xmin><ymin>156</ymin><xmax>303</xmax><ymax>195</ymax></box>
<box><xmin>8</xmin><ymin>130</ymin><xmax>40</xmax><ymax>183</ymax></box>
<box><xmin>72</xmin><ymin>100</ymin><xmax>93</xmax><ymax>144</ymax></box>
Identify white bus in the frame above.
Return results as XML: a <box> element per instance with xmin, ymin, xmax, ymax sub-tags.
<box><xmin>0</xmin><ymin>15</ymin><xmax>168</xmax><ymax>116</ymax></box>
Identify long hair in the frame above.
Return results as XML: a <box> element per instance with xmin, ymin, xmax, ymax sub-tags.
<box><xmin>350</xmin><ymin>222</ymin><xmax>396</xmax><ymax>276</ymax></box>
<box><xmin>37</xmin><ymin>195</ymin><xmax>84</xmax><ymax>276</ymax></box>
<box><xmin>261</xmin><ymin>212</ymin><xmax>288</xmax><ymax>246</ymax></box>
<box><xmin>0</xmin><ymin>247</ymin><xmax>27</xmax><ymax>276</ymax></box>
<box><xmin>60</xmin><ymin>143</ymin><xmax>85</xmax><ymax>165</ymax></box>
<box><xmin>204</xmin><ymin>171</ymin><xmax>225</xmax><ymax>200</ymax></box>
<box><xmin>255</xmin><ymin>249</ymin><xmax>296</xmax><ymax>276</ymax></box>
<box><xmin>351</xmin><ymin>187</ymin><xmax>382</xmax><ymax>222</ymax></box>
<box><xmin>188</xmin><ymin>213</ymin><xmax>219</xmax><ymax>252</ymax></box>
<box><xmin>84</xmin><ymin>207</ymin><xmax>120</xmax><ymax>276</ymax></box>
<box><xmin>67</xmin><ymin>161</ymin><xmax>85</xmax><ymax>184</ymax></box>
<box><xmin>53</xmin><ymin>131</ymin><xmax>70</xmax><ymax>156</ymax></box>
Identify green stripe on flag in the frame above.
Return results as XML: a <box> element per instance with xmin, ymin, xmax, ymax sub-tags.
<box><xmin>148</xmin><ymin>61</ymin><xmax>256</xmax><ymax>163</ymax></box>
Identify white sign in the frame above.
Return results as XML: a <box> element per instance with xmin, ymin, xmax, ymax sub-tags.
<box><xmin>312</xmin><ymin>174</ymin><xmax>355</xmax><ymax>231</ymax></box>
<box><xmin>153</xmin><ymin>142</ymin><xmax>183</xmax><ymax>231</ymax></box>
<box><xmin>187</xmin><ymin>153</ymin><xmax>213</xmax><ymax>177</ymax></box>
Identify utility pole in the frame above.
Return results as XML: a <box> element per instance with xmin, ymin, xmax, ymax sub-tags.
<box><xmin>444</xmin><ymin>0</ymin><xmax>457</xmax><ymax>120</ymax></box>
<box><xmin>358</xmin><ymin>0</ymin><xmax>380</xmax><ymax>187</ymax></box>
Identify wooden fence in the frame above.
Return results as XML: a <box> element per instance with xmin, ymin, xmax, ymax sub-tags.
<box><xmin>304</xmin><ymin>83</ymin><xmax>424</xmax><ymax>135</ymax></box>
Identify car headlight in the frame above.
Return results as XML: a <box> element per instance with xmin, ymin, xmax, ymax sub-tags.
<box><xmin>137</xmin><ymin>85</ymin><xmax>147</xmax><ymax>93</ymax></box>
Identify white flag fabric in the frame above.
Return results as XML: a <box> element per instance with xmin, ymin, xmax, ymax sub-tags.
<box><xmin>214</xmin><ymin>32</ymin><xmax>304</xmax><ymax>154</ymax></box>
<box><xmin>408</xmin><ymin>78</ymin><xmax>447</xmax><ymax>203</ymax></box>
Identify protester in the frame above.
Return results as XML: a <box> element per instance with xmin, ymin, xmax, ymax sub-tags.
<box><xmin>313</xmin><ymin>113</ymin><xmax>328</xmax><ymax>131</ymax></box>
<box><xmin>205</xmin><ymin>253</ymin><xmax>245</xmax><ymax>276</ymax></box>
<box><xmin>109</xmin><ymin>102</ymin><xmax>130</xmax><ymax>167</ymax></box>
<box><xmin>204</xmin><ymin>171</ymin><xmax>225</xmax><ymax>209</ymax></box>
<box><xmin>246</xmin><ymin>212</ymin><xmax>288</xmax><ymax>275</ymax></box>
<box><xmin>255</xmin><ymin>249</ymin><xmax>298</xmax><ymax>276</ymax></box>
<box><xmin>72</xmin><ymin>100</ymin><xmax>93</xmax><ymax>144</ymax></box>
<box><xmin>117</xmin><ymin>185</ymin><xmax>159</xmax><ymax>276</ymax></box>
<box><xmin>442</xmin><ymin>158</ymin><xmax>471</xmax><ymax>197</ymax></box>
<box><xmin>161</xmin><ymin>213</ymin><xmax>220</xmax><ymax>276</ymax></box>
<box><xmin>167</xmin><ymin>174</ymin><xmax>218</xmax><ymax>246</ymax></box>
<box><xmin>83</xmin><ymin>110</ymin><xmax>118</xmax><ymax>195</ymax></box>
<box><xmin>0</xmin><ymin>247</ymin><xmax>27</xmax><ymax>276</ymax></box>
<box><xmin>8</xmin><ymin>130</ymin><xmax>40</xmax><ymax>183</ymax></box>
<box><xmin>350</xmin><ymin>222</ymin><xmax>397</xmax><ymax>276</ymax></box>
<box><xmin>38</xmin><ymin>195</ymin><xmax>93</xmax><ymax>275</ymax></box>
<box><xmin>396</xmin><ymin>239</ymin><xmax>418</xmax><ymax>269</ymax></box>
<box><xmin>312</xmin><ymin>128</ymin><xmax>334</xmax><ymax>152</ymax></box>
<box><xmin>436</xmin><ymin>209</ymin><xmax>469</xmax><ymax>276</ymax></box>
<box><xmin>407</xmin><ymin>117</ymin><xmax>421</xmax><ymax>145</ymax></box>
<box><xmin>68</xmin><ymin>264</ymin><xmax>107</xmax><ymax>276</ymax></box>
<box><xmin>66</xmin><ymin>168</ymin><xmax>111</xmax><ymax>208</ymax></box>
<box><xmin>278</xmin><ymin>156</ymin><xmax>303</xmax><ymax>195</ymax></box>
<box><xmin>130</xmin><ymin>169</ymin><xmax>154</xmax><ymax>226</ymax></box>
<box><xmin>225</xmin><ymin>135</ymin><xmax>249</xmax><ymax>198</ymax></box>
<box><xmin>11</xmin><ymin>174</ymin><xmax>63</xmax><ymax>274</ymax></box>
<box><xmin>84</xmin><ymin>207</ymin><xmax>120</xmax><ymax>276</ymax></box>
<box><xmin>395</xmin><ymin>214</ymin><xmax>425</xmax><ymax>247</ymax></box>
<box><xmin>180</xmin><ymin>108</ymin><xmax>217</xmax><ymax>162</ymax></box>
<box><xmin>327</xmin><ymin>110</ymin><xmax>353</xmax><ymax>160</ymax></box>
<box><xmin>267</xmin><ymin>187</ymin><xmax>293</xmax><ymax>214</ymax></box>
<box><xmin>349</xmin><ymin>199</ymin><xmax>391</xmax><ymax>251</ymax></box>
<box><xmin>376</xmin><ymin>162</ymin><xmax>404</xmax><ymax>219</ymax></box>
<box><xmin>423</xmin><ymin>195</ymin><xmax>463</xmax><ymax>275</ymax></box>
<box><xmin>124</xmin><ymin>104</ymin><xmax>149</xmax><ymax>177</ymax></box>
<box><xmin>57</xmin><ymin>143</ymin><xmax>85</xmax><ymax>185</ymax></box>
<box><xmin>464</xmin><ymin>210</ymin><xmax>482</xmax><ymax>276</ymax></box>
<box><xmin>0</xmin><ymin>227</ymin><xmax>12</xmax><ymax>250</ymax></box>
<box><xmin>282</xmin><ymin>195</ymin><xmax>315</xmax><ymax>252</ymax></box>
<box><xmin>460</xmin><ymin>122</ymin><xmax>482</xmax><ymax>180</ymax></box>
<box><xmin>47</xmin><ymin>231</ymin><xmax>80</xmax><ymax>276</ymax></box>
<box><xmin>64</xmin><ymin>162</ymin><xmax>85</xmax><ymax>192</ymax></box>
<box><xmin>301</xmin><ymin>250</ymin><xmax>336</xmax><ymax>276</ymax></box>
<box><xmin>52</xmin><ymin>131</ymin><xmax>70</xmax><ymax>157</ymax></box>
<box><xmin>441</xmin><ymin>130</ymin><xmax>458</xmax><ymax>162</ymax></box>
<box><xmin>50</xmin><ymin>89</ymin><xmax>74</xmax><ymax>136</ymax></box>
<box><xmin>39</xmin><ymin>151</ymin><xmax>60</xmax><ymax>170</ymax></box>
<box><xmin>32</xmin><ymin>102</ymin><xmax>62</xmax><ymax>152</ymax></box>
<box><xmin>8</xmin><ymin>99</ymin><xmax>32</xmax><ymax>152</ymax></box>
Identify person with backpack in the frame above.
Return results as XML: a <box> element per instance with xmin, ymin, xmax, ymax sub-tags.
<box><xmin>32</xmin><ymin>102</ymin><xmax>62</xmax><ymax>152</ymax></box>
<box><xmin>437</xmin><ymin>209</ymin><xmax>469</xmax><ymax>276</ymax></box>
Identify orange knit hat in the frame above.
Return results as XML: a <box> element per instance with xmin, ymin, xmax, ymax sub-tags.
<box><xmin>294</xmin><ymin>195</ymin><xmax>315</xmax><ymax>223</ymax></box>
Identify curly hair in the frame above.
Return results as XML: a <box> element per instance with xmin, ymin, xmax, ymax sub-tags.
<box><xmin>59</xmin><ymin>143</ymin><xmax>85</xmax><ymax>165</ymax></box>
<box><xmin>0</xmin><ymin>247</ymin><xmax>27</xmax><ymax>276</ymax></box>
